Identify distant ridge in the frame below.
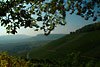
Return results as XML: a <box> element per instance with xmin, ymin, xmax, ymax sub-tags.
<box><xmin>0</xmin><ymin>34</ymin><xmax>66</xmax><ymax>56</ymax></box>
<box><xmin>31</xmin><ymin>34</ymin><xmax>66</xmax><ymax>40</ymax></box>
<box><xmin>0</xmin><ymin>35</ymin><xmax>32</xmax><ymax>41</ymax></box>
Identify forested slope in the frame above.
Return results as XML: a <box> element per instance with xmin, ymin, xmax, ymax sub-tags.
<box><xmin>30</xmin><ymin>23</ymin><xmax>100</xmax><ymax>60</ymax></box>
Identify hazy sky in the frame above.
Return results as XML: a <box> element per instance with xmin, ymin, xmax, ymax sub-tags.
<box><xmin>0</xmin><ymin>12</ymin><xmax>99</xmax><ymax>36</ymax></box>
<box><xmin>0</xmin><ymin>0</ymin><xmax>99</xmax><ymax>36</ymax></box>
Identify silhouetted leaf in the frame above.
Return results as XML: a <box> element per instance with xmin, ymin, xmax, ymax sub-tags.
<box><xmin>37</xmin><ymin>16</ymin><xmax>42</xmax><ymax>21</ymax></box>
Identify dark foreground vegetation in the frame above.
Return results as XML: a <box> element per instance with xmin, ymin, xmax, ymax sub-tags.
<box><xmin>0</xmin><ymin>52</ymin><xmax>99</xmax><ymax>67</ymax></box>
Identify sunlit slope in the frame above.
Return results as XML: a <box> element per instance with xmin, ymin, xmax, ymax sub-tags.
<box><xmin>30</xmin><ymin>30</ymin><xmax>100</xmax><ymax>59</ymax></box>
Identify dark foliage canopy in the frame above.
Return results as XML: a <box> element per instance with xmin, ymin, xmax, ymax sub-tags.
<box><xmin>0</xmin><ymin>0</ymin><xmax>100</xmax><ymax>35</ymax></box>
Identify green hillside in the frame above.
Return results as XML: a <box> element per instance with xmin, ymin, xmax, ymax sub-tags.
<box><xmin>1</xmin><ymin>23</ymin><xmax>100</xmax><ymax>67</ymax></box>
<box><xmin>0</xmin><ymin>30</ymin><xmax>100</xmax><ymax>67</ymax></box>
<box><xmin>0</xmin><ymin>34</ymin><xmax>65</xmax><ymax>56</ymax></box>
<box><xmin>29</xmin><ymin>23</ymin><xmax>100</xmax><ymax>60</ymax></box>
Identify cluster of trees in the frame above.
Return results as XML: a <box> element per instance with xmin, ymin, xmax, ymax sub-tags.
<box><xmin>0</xmin><ymin>0</ymin><xmax>100</xmax><ymax>35</ymax></box>
<box><xmin>70</xmin><ymin>22</ymin><xmax>100</xmax><ymax>34</ymax></box>
<box><xmin>0</xmin><ymin>51</ymin><xmax>99</xmax><ymax>67</ymax></box>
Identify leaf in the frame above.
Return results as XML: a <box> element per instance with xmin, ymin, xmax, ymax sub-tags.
<box><xmin>49</xmin><ymin>16</ymin><xmax>52</xmax><ymax>19</ymax></box>
<box><xmin>67</xmin><ymin>4</ymin><xmax>70</xmax><ymax>8</ymax></box>
<box><xmin>1</xmin><ymin>22</ymin><xmax>4</xmax><ymax>26</ymax></box>
<box><xmin>85</xmin><ymin>17</ymin><xmax>89</xmax><ymax>20</ymax></box>
<box><xmin>7</xmin><ymin>10</ymin><xmax>10</xmax><ymax>13</ymax></box>
<box><xmin>7</xmin><ymin>31</ymin><xmax>11</xmax><ymax>34</ymax></box>
<box><xmin>34</xmin><ymin>29</ymin><xmax>39</xmax><ymax>31</ymax></box>
<box><xmin>93</xmin><ymin>17</ymin><xmax>97</xmax><ymax>21</ymax></box>
<box><xmin>44</xmin><ymin>5</ymin><xmax>47</xmax><ymax>7</ymax></box>
<box><xmin>44</xmin><ymin>16</ymin><xmax>48</xmax><ymax>21</ymax></box>
<box><xmin>7</xmin><ymin>25</ymin><xmax>11</xmax><ymax>30</ymax></box>
<box><xmin>37</xmin><ymin>16</ymin><xmax>42</xmax><ymax>21</ymax></box>
<box><xmin>14</xmin><ymin>8</ymin><xmax>19</xmax><ymax>13</ymax></box>
<box><xmin>75</xmin><ymin>2</ymin><xmax>78</xmax><ymax>7</ymax></box>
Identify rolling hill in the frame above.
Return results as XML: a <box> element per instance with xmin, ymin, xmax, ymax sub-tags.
<box><xmin>0</xmin><ymin>34</ymin><xmax>65</xmax><ymax>56</ymax></box>
<box><xmin>30</xmin><ymin>34</ymin><xmax>65</xmax><ymax>41</ymax></box>
<box><xmin>29</xmin><ymin>23</ymin><xmax>100</xmax><ymax>60</ymax></box>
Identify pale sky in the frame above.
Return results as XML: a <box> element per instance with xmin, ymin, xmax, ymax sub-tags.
<box><xmin>0</xmin><ymin>0</ymin><xmax>99</xmax><ymax>36</ymax></box>
<box><xmin>0</xmin><ymin>12</ymin><xmax>99</xmax><ymax>36</ymax></box>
